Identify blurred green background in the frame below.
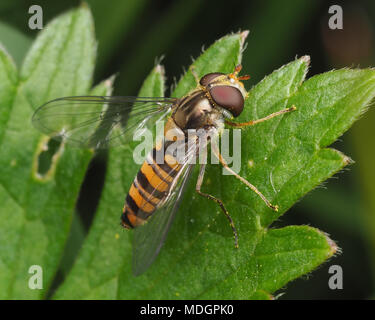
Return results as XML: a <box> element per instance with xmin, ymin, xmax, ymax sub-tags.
<box><xmin>1</xmin><ymin>0</ymin><xmax>374</xmax><ymax>299</ymax></box>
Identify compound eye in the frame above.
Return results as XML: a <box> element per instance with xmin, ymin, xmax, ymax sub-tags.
<box><xmin>199</xmin><ymin>72</ymin><xmax>225</xmax><ymax>86</ymax></box>
<box><xmin>209</xmin><ymin>85</ymin><xmax>244</xmax><ymax>117</ymax></box>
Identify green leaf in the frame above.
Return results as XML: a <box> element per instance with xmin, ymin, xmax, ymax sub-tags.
<box><xmin>172</xmin><ymin>31</ymin><xmax>246</xmax><ymax>98</ymax></box>
<box><xmin>0</xmin><ymin>6</ymin><xmax>112</xmax><ymax>299</ymax></box>
<box><xmin>113</xmin><ymin>55</ymin><xmax>344</xmax><ymax>300</ymax></box>
<box><xmin>199</xmin><ymin>226</ymin><xmax>336</xmax><ymax>299</ymax></box>
<box><xmin>0</xmin><ymin>45</ymin><xmax>17</xmax><ymax>144</ymax></box>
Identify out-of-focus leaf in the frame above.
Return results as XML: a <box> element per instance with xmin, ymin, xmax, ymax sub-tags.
<box><xmin>0</xmin><ymin>21</ymin><xmax>31</xmax><ymax>66</ymax></box>
<box><xmin>115</xmin><ymin>0</ymin><xmax>202</xmax><ymax>95</ymax></box>
<box><xmin>350</xmin><ymin>102</ymin><xmax>375</xmax><ymax>285</ymax></box>
<box><xmin>0</xmin><ymin>6</ymin><xmax>112</xmax><ymax>299</ymax></box>
<box><xmin>87</xmin><ymin>0</ymin><xmax>148</xmax><ymax>74</ymax></box>
<box><xmin>242</xmin><ymin>0</ymin><xmax>320</xmax><ymax>82</ymax></box>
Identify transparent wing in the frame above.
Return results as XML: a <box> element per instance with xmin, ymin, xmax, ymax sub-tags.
<box><xmin>132</xmin><ymin>163</ymin><xmax>195</xmax><ymax>276</ymax></box>
<box><xmin>132</xmin><ymin>128</ymin><xmax>220</xmax><ymax>276</ymax></box>
<box><xmin>131</xmin><ymin>131</ymin><xmax>207</xmax><ymax>276</ymax></box>
<box><xmin>32</xmin><ymin>96</ymin><xmax>177</xmax><ymax>148</ymax></box>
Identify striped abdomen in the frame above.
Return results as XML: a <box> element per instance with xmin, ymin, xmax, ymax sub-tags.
<box><xmin>121</xmin><ymin>120</ymin><xmax>183</xmax><ymax>228</ymax></box>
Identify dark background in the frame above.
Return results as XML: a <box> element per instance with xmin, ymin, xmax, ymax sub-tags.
<box><xmin>1</xmin><ymin>0</ymin><xmax>374</xmax><ymax>299</ymax></box>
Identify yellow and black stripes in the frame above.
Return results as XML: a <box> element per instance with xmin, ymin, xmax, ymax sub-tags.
<box><xmin>121</xmin><ymin>141</ymin><xmax>183</xmax><ymax>229</ymax></box>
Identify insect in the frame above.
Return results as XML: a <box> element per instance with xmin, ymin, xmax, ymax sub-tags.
<box><xmin>32</xmin><ymin>64</ymin><xmax>296</xmax><ymax>276</ymax></box>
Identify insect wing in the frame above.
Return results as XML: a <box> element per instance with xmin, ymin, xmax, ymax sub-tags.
<box><xmin>132</xmin><ymin>163</ymin><xmax>194</xmax><ymax>276</ymax></box>
<box><xmin>132</xmin><ymin>128</ymin><xmax>216</xmax><ymax>276</ymax></box>
<box><xmin>32</xmin><ymin>96</ymin><xmax>177</xmax><ymax>148</ymax></box>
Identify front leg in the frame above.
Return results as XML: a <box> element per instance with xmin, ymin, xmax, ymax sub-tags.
<box><xmin>211</xmin><ymin>143</ymin><xmax>278</xmax><ymax>212</ymax></box>
<box><xmin>226</xmin><ymin>105</ymin><xmax>297</xmax><ymax>128</ymax></box>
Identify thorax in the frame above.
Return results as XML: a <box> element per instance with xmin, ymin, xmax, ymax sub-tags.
<box><xmin>172</xmin><ymin>89</ymin><xmax>224</xmax><ymax>133</ymax></box>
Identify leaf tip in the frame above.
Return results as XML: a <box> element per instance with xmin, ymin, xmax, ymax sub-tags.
<box><xmin>328</xmin><ymin>238</ymin><xmax>340</xmax><ymax>257</ymax></box>
<box><xmin>343</xmin><ymin>155</ymin><xmax>354</xmax><ymax>166</ymax></box>
<box><xmin>320</xmin><ymin>231</ymin><xmax>340</xmax><ymax>257</ymax></box>
<box><xmin>240</xmin><ymin>30</ymin><xmax>250</xmax><ymax>45</ymax></box>
<box><xmin>300</xmin><ymin>55</ymin><xmax>310</xmax><ymax>65</ymax></box>
<box><xmin>155</xmin><ymin>64</ymin><xmax>165</xmax><ymax>76</ymax></box>
<box><xmin>80</xmin><ymin>1</ymin><xmax>90</xmax><ymax>9</ymax></box>
<box><xmin>104</xmin><ymin>74</ymin><xmax>116</xmax><ymax>90</ymax></box>
<box><xmin>0</xmin><ymin>42</ymin><xmax>17</xmax><ymax>71</ymax></box>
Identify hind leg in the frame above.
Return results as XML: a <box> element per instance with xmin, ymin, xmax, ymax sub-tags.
<box><xmin>195</xmin><ymin>164</ymin><xmax>239</xmax><ymax>248</ymax></box>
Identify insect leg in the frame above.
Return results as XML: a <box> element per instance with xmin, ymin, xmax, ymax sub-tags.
<box><xmin>189</xmin><ymin>65</ymin><xmax>200</xmax><ymax>85</ymax></box>
<box><xmin>225</xmin><ymin>105</ymin><xmax>296</xmax><ymax>128</ymax></box>
<box><xmin>212</xmin><ymin>145</ymin><xmax>278</xmax><ymax>211</ymax></box>
<box><xmin>195</xmin><ymin>164</ymin><xmax>239</xmax><ymax>248</ymax></box>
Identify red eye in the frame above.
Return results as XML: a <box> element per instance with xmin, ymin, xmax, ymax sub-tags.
<box><xmin>199</xmin><ymin>72</ymin><xmax>224</xmax><ymax>86</ymax></box>
<box><xmin>209</xmin><ymin>85</ymin><xmax>244</xmax><ymax>117</ymax></box>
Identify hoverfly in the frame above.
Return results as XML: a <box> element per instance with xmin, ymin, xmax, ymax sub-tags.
<box><xmin>32</xmin><ymin>64</ymin><xmax>296</xmax><ymax>276</ymax></box>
